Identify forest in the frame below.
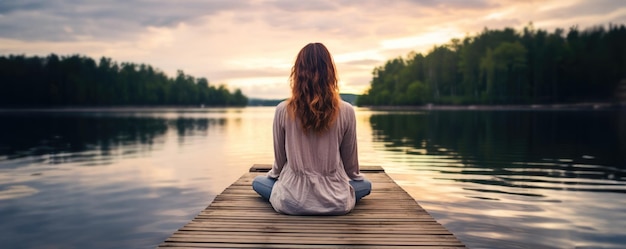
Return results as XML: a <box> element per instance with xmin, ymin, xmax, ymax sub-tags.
<box><xmin>0</xmin><ymin>54</ymin><xmax>248</xmax><ymax>107</ymax></box>
<box><xmin>357</xmin><ymin>23</ymin><xmax>626</xmax><ymax>106</ymax></box>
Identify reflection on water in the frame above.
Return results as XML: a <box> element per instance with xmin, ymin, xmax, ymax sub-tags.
<box><xmin>1</xmin><ymin>114</ymin><xmax>167</xmax><ymax>165</ymax></box>
<box><xmin>0</xmin><ymin>107</ymin><xmax>625</xmax><ymax>248</ymax></box>
<box><xmin>0</xmin><ymin>108</ymin><xmax>274</xmax><ymax>249</ymax></box>
<box><xmin>367</xmin><ymin>110</ymin><xmax>626</xmax><ymax>249</ymax></box>
<box><xmin>0</xmin><ymin>112</ymin><xmax>230</xmax><ymax>164</ymax></box>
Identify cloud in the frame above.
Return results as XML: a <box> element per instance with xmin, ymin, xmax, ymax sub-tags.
<box><xmin>341</xmin><ymin>59</ymin><xmax>383</xmax><ymax>66</ymax></box>
<box><xmin>543</xmin><ymin>0</ymin><xmax>626</xmax><ymax>19</ymax></box>
<box><xmin>0</xmin><ymin>0</ymin><xmax>246</xmax><ymax>41</ymax></box>
<box><xmin>268</xmin><ymin>0</ymin><xmax>338</xmax><ymax>12</ymax></box>
<box><xmin>407</xmin><ymin>0</ymin><xmax>493</xmax><ymax>9</ymax></box>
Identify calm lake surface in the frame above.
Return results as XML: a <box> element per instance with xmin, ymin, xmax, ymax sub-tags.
<box><xmin>0</xmin><ymin>107</ymin><xmax>625</xmax><ymax>249</ymax></box>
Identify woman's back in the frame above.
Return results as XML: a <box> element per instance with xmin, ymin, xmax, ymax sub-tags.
<box><xmin>266</xmin><ymin>100</ymin><xmax>363</xmax><ymax>215</ymax></box>
<box><xmin>251</xmin><ymin>42</ymin><xmax>371</xmax><ymax>215</ymax></box>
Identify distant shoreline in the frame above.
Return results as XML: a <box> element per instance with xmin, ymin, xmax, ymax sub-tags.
<box><xmin>0</xmin><ymin>102</ymin><xmax>624</xmax><ymax>112</ymax></box>
<box><xmin>364</xmin><ymin>102</ymin><xmax>626</xmax><ymax>111</ymax></box>
<box><xmin>0</xmin><ymin>106</ymin><xmax>244</xmax><ymax>113</ymax></box>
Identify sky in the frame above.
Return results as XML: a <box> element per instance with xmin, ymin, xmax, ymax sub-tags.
<box><xmin>1</xmin><ymin>0</ymin><xmax>625</xmax><ymax>99</ymax></box>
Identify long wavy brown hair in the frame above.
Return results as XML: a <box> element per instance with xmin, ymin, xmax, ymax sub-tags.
<box><xmin>287</xmin><ymin>43</ymin><xmax>340</xmax><ymax>134</ymax></box>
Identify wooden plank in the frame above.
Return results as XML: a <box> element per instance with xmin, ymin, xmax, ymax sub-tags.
<box><xmin>250</xmin><ymin>164</ymin><xmax>385</xmax><ymax>173</ymax></box>
<box><xmin>178</xmin><ymin>226</ymin><xmax>453</xmax><ymax>234</ymax></box>
<box><xmin>169</xmin><ymin>232</ymin><xmax>460</xmax><ymax>241</ymax></box>
<box><xmin>157</xmin><ymin>165</ymin><xmax>465</xmax><ymax>248</ymax></box>
<box><xmin>159</xmin><ymin>243</ymin><xmax>466</xmax><ymax>249</ymax></box>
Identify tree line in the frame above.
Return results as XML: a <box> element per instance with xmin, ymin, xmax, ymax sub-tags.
<box><xmin>357</xmin><ymin>23</ymin><xmax>626</xmax><ymax>106</ymax></box>
<box><xmin>0</xmin><ymin>54</ymin><xmax>248</xmax><ymax>107</ymax></box>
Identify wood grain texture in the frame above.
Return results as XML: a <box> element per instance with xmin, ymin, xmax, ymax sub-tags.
<box><xmin>157</xmin><ymin>165</ymin><xmax>465</xmax><ymax>248</ymax></box>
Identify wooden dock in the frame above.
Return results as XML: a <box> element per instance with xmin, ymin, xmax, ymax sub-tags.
<box><xmin>158</xmin><ymin>164</ymin><xmax>465</xmax><ymax>248</ymax></box>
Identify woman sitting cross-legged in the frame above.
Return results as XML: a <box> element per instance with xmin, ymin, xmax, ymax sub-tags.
<box><xmin>252</xmin><ymin>42</ymin><xmax>372</xmax><ymax>215</ymax></box>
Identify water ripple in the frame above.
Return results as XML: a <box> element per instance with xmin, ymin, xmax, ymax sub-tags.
<box><xmin>366</xmin><ymin>109</ymin><xmax>626</xmax><ymax>248</ymax></box>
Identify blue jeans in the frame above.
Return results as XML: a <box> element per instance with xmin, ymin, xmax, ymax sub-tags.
<box><xmin>252</xmin><ymin>175</ymin><xmax>372</xmax><ymax>201</ymax></box>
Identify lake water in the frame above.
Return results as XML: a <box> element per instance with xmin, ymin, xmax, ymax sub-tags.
<box><xmin>0</xmin><ymin>107</ymin><xmax>624</xmax><ymax>249</ymax></box>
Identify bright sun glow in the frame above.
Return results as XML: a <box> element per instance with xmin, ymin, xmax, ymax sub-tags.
<box><xmin>381</xmin><ymin>28</ymin><xmax>464</xmax><ymax>51</ymax></box>
<box><xmin>333</xmin><ymin>49</ymin><xmax>385</xmax><ymax>63</ymax></box>
<box><xmin>226</xmin><ymin>57</ymin><xmax>293</xmax><ymax>70</ymax></box>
